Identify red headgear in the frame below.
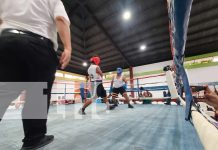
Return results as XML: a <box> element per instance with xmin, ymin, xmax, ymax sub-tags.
<box><xmin>90</xmin><ymin>56</ymin><xmax>100</xmax><ymax>65</ymax></box>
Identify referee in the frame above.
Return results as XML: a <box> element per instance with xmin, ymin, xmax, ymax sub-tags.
<box><xmin>0</xmin><ymin>0</ymin><xmax>71</xmax><ymax>149</ymax></box>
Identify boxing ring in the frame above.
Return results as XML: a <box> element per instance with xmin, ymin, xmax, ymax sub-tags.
<box><xmin>1</xmin><ymin>71</ymin><xmax>206</xmax><ymax>149</ymax></box>
<box><xmin>50</xmin><ymin>72</ymin><xmax>177</xmax><ymax>105</ymax></box>
<box><xmin>0</xmin><ymin>0</ymin><xmax>217</xmax><ymax>149</ymax></box>
<box><xmin>167</xmin><ymin>0</ymin><xmax>218</xmax><ymax>150</ymax></box>
<box><xmin>1</xmin><ymin>102</ymin><xmax>204</xmax><ymax>150</ymax></box>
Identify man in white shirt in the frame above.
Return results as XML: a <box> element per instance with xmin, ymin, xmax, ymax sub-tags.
<box><xmin>0</xmin><ymin>0</ymin><xmax>71</xmax><ymax>149</ymax></box>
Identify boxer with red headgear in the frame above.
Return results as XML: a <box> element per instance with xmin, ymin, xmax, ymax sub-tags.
<box><xmin>79</xmin><ymin>56</ymin><xmax>115</xmax><ymax>115</ymax></box>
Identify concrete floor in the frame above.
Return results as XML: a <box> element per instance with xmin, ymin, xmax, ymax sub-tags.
<box><xmin>0</xmin><ymin>104</ymin><xmax>203</xmax><ymax>150</ymax></box>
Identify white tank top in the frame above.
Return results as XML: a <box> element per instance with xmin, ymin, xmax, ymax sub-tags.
<box><xmin>88</xmin><ymin>64</ymin><xmax>102</xmax><ymax>81</ymax></box>
<box><xmin>113</xmin><ymin>75</ymin><xmax>124</xmax><ymax>88</ymax></box>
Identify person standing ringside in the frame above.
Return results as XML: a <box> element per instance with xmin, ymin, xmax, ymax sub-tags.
<box><xmin>0</xmin><ymin>0</ymin><xmax>71</xmax><ymax>149</ymax></box>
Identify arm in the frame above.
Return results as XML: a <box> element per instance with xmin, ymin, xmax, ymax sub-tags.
<box><xmin>109</xmin><ymin>76</ymin><xmax>114</xmax><ymax>94</ymax></box>
<box><xmin>123</xmin><ymin>76</ymin><xmax>128</xmax><ymax>84</ymax></box>
<box><xmin>55</xmin><ymin>16</ymin><xmax>71</xmax><ymax>69</ymax></box>
<box><xmin>204</xmin><ymin>86</ymin><xmax>218</xmax><ymax>110</ymax></box>
<box><xmin>96</xmin><ymin>66</ymin><xmax>103</xmax><ymax>77</ymax></box>
<box><xmin>111</xmin><ymin>76</ymin><xmax>114</xmax><ymax>88</ymax></box>
<box><xmin>122</xmin><ymin>76</ymin><xmax>128</xmax><ymax>90</ymax></box>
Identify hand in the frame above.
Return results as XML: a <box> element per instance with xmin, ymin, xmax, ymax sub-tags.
<box><xmin>204</xmin><ymin>92</ymin><xmax>218</xmax><ymax>110</ymax></box>
<box><xmin>60</xmin><ymin>49</ymin><xmax>71</xmax><ymax>69</ymax></box>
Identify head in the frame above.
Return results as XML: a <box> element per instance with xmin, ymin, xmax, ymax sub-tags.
<box><xmin>90</xmin><ymin>56</ymin><xmax>100</xmax><ymax>65</ymax></box>
<box><xmin>117</xmin><ymin>67</ymin><xmax>123</xmax><ymax>76</ymax></box>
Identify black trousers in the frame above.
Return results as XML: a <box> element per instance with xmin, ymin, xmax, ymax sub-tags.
<box><xmin>0</xmin><ymin>31</ymin><xmax>58</xmax><ymax>143</ymax></box>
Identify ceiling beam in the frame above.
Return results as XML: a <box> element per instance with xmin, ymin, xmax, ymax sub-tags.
<box><xmin>101</xmin><ymin>60</ymin><xmax>125</xmax><ymax>68</ymax></box>
<box><xmin>191</xmin><ymin>3</ymin><xmax>218</xmax><ymax>17</ymax></box>
<box><xmin>88</xmin><ymin>47</ymin><xmax>116</xmax><ymax>56</ymax></box>
<box><xmin>188</xmin><ymin>18</ymin><xmax>218</xmax><ymax>35</ymax></box>
<box><xmin>118</xmin><ymin>29</ymin><xmax>169</xmax><ymax>52</ymax></box>
<box><xmin>189</xmin><ymin>6</ymin><xmax>218</xmax><ymax>27</ymax></box>
<box><xmin>80</xmin><ymin>5</ymin><xmax>131</xmax><ymax>66</ymax></box>
<box><xmin>85</xmin><ymin>0</ymin><xmax>165</xmax><ymax>33</ymax></box>
<box><xmin>187</xmin><ymin>26</ymin><xmax>218</xmax><ymax>41</ymax></box>
<box><xmin>186</xmin><ymin>33</ymin><xmax>218</xmax><ymax>48</ymax></box>
<box><xmin>123</xmin><ymin>37</ymin><xmax>170</xmax><ymax>55</ymax></box>
<box><xmin>68</xmin><ymin>3</ymin><xmax>80</xmax><ymax>18</ymax></box>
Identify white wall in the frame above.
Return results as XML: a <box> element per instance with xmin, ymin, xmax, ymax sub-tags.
<box><xmin>133</xmin><ymin>60</ymin><xmax>173</xmax><ymax>73</ymax></box>
<box><xmin>132</xmin><ymin>61</ymin><xmax>218</xmax><ymax>97</ymax></box>
<box><xmin>186</xmin><ymin>66</ymin><xmax>218</xmax><ymax>84</ymax></box>
<box><xmin>51</xmin><ymin>80</ymin><xmax>75</xmax><ymax>101</ymax></box>
<box><xmin>133</xmin><ymin>60</ymin><xmax>218</xmax><ymax>84</ymax></box>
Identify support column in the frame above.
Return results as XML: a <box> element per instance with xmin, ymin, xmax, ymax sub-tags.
<box><xmin>129</xmin><ymin>67</ymin><xmax>134</xmax><ymax>97</ymax></box>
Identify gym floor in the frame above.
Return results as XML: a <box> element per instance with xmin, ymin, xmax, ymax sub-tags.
<box><xmin>0</xmin><ymin>104</ymin><xmax>203</xmax><ymax>150</ymax></box>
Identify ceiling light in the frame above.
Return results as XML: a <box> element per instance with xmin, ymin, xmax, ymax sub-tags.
<box><xmin>83</xmin><ymin>62</ymin><xmax>88</xmax><ymax>67</ymax></box>
<box><xmin>140</xmin><ymin>45</ymin><xmax>146</xmax><ymax>51</ymax></box>
<box><xmin>123</xmin><ymin>10</ymin><xmax>131</xmax><ymax>20</ymax></box>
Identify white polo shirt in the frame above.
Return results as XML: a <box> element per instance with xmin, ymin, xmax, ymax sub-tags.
<box><xmin>0</xmin><ymin>0</ymin><xmax>70</xmax><ymax>51</ymax></box>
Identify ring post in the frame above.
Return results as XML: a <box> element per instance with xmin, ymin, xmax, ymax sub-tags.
<box><xmin>137</xmin><ymin>78</ymin><xmax>140</xmax><ymax>97</ymax></box>
<box><xmin>167</xmin><ymin>0</ymin><xmax>193</xmax><ymax>120</ymax></box>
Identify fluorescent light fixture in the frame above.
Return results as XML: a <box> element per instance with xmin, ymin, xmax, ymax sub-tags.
<box><xmin>64</xmin><ymin>74</ymin><xmax>74</xmax><ymax>79</ymax></box>
<box><xmin>83</xmin><ymin>62</ymin><xmax>88</xmax><ymax>67</ymax></box>
<box><xmin>55</xmin><ymin>72</ymin><xmax>64</xmax><ymax>77</ymax></box>
<box><xmin>140</xmin><ymin>45</ymin><xmax>146</xmax><ymax>51</ymax></box>
<box><xmin>79</xmin><ymin>77</ymin><xmax>85</xmax><ymax>81</ymax></box>
<box><xmin>123</xmin><ymin>10</ymin><xmax>131</xmax><ymax>20</ymax></box>
<box><xmin>213</xmin><ymin>57</ymin><xmax>218</xmax><ymax>62</ymax></box>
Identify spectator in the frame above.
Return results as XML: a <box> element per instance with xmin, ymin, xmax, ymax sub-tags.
<box><xmin>164</xmin><ymin>90</ymin><xmax>171</xmax><ymax>105</ymax></box>
<box><xmin>143</xmin><ymin>90</ymin><xmax>152</xmax><ymax>97</ymax></box>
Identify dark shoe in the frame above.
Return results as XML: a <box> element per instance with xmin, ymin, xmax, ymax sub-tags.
<box><xmin>164</xmin><ymin>102</ymin><xmax>171</xmax><ymax>105</ymax></box>
<box><xmin>79</xmin><ymin>108</ymin><xmax>86</xmax><ymax>115</ymax></box>
<box><xmin>108</xmin><ymin>105</ymin><xmax>116</xmax><ymax>110</ymax></box>
<box><xmin>21</xmin><ymin>135</ymin><xmax>54</xmax><ymax>150</ymax></box>
<box><xmin>128</xmin><ymin>104</ymin><xmax>134</xmax><ymax>108</ymax></box>
<box><xmin>114</xmin><ymin>103</ymin><xmax>118</xmax><ymax>107</ymax></box>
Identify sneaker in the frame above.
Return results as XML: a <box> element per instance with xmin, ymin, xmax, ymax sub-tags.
<box><xmin>114</xmin><ymin>103</ymin><xmax>118</xmax><ymax>107</ymax></box>
<box><xmin>79</xmin><ymin>108</ymin><xmax>86</xmax><ymax>115</ymax></box>
<box><xmin>128</xmin><ymin>104</ymin><xmax>134</xmax><ymax>108</ymax></box>
<box><xmin>108</xmin><ymin>105</ymin><xmax>116</xmax><ymax>110</ymax></box>
<box><xmin>164</xmin><ymin>102</ymin><xmax>171</xmax><ymax>105</ymax></box>
<box><xmin>21</xmin><ymin>135</ymin><xmax>54</xmax><ymax>150</ymax></box>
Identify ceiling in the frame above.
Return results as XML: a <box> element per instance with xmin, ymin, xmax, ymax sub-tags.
<box><xmin>58</xmin><ymin>0</ymin><xmax>218</xmax><ymax>75</ymax></box>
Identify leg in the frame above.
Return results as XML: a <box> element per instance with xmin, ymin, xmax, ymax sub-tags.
<box><xmin>111</xmin><ymin>93</ymin><xmax>119</xmax><ymax>106</ymax></box>
<box><xmin>112</xmin><ymin>88</ymin><xmax>119</xmax><ymax>106</ymax></box>
<box><xmin>80</xmin><ymin>82</ymin><xmax>97</xmax><ymax>114</ymax></box>
<box><xmin>20</xmin><ymin>37</ymin><xmax>58</xmax><ymax>145</ymax></box>
<box><xmin>80</xmin><ymin>88</ymin><xmax>85</xmax><ymax>103</ymax></box>
<box><xmin>0</xmin><ymin>36</ymin><xmax>26</xmax><ymax>121</ymax></box>
<box><xmin>123</xmin><ymin>93</ymin><xmax>133</xmax><ymax>108</ymax></box>
<box><xmin>97</xmin><ymin>83</ymin><xmax>115</xmax><ymax>110</ymax></box>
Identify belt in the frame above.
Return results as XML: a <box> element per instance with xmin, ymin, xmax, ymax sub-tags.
<box><xmin>1</xmin><ymin>28</ymin><xmax>53</xmax><ymax>46</ymax></box>
<box><xmin>91</xmin><ymin>80</ymin><xmax>102</xmax><ymax>82</ymax></box>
